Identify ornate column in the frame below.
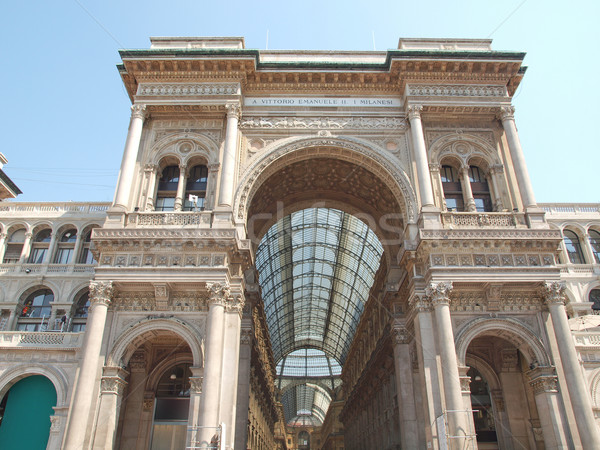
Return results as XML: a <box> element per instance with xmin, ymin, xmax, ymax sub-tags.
<box><xmin>19</xmin><ymin>231</ymin><xmax>33</xmax><ymax>263</ymax></box>
<box><xmin>218</xmin><ymin>103</ymin><xmax>241</xmax><ymax>208</ymax></box>
<box><xmin>527</xmin><ymin>366</ymin><xmax>570</xmax><ymax>448</ymax></box>
<box><xmin>174</xmin><ymin>163</ymin><xmax>188</xmax><ymax>211</ymax></box>
<box><xmin>488</xmin><ymin>164</ymin><xmax>505</xmax><ymax>211</ymax></box>
<box><xmin>187</xmin><ymin>367</ymin><xmax>204</xmax><ymax>448</ymax></box>
<box><xmin>63</xmin><ymin>281</ymin><xmax>113</xmax><ymax>450</ymax></box>
<box><xmin>234</xmin><ymin>316</ymin><xmax>253</xmax><ymax>450</ymax></box>
<box><xmin>427</xmin><ymin>282</ymin><xmax>470</xmax><ymax>449</ymax></box>
<box><xmin>114</xmin><ymin>104</ymin><xmax>147</xmax><ymax>209</ymax></box>
<box><xmin>407</xmin><ymin>105</ymin><xmax>435</xmax><ymax>208</ymax></box>
<box><xmin>143</xmin><ymin>164</ymin><xmax>159</xmax><ymax>211</ymax></box>
<box><xmin>542</xmin><ymin>281</ymin><xmax>600</xmax><ymax>448</ymax></box>
<box><xmin>498</xmin><ymin>106</ymin><xmax>537</xmax><ymax>209</ymax></box>
<box><xmin>459</xmin><ymin>167</ymin><xmax>476</xmax><ymax>212</ymax></box>
<box><xmin>220</xmin><ymin>291</ymin><xmax>245</xmax><ymax>447</ymax></box>
<box><xmin>92</xmin><ymin>366</ymin><xmax>128</xmax><ymax>449</ymax></box>
<box><xmin>196</xmin><ymin>282</ymin><xmax>228</xmax><ymax>447</ymax></box>
<box><xmin>409</xmin><ymin>293</ymin><xmax>443</xmax><ymax>448</ymax></box>
<box><xmin>392</xmin><ymin>323</ymin><xmax>419</xmax><ymax>449</ymax></box>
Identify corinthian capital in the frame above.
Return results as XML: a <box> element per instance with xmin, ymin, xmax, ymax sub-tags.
<box><xmin>407</xmin><ymin>104</ymin><xmax>423</xmax><ymax>121</ymax></box>
<box><xmin>226</xmin><ymin>103</ymin><xmax>241</xmax><ymax>119</ymax></box>
<box><xmin>131</xmin><ymin>104</ymin><xmax>148</xmax><ymax>120</ymax></box>
<box><xmin>425</xmin><ymin>281</ymin><xmax>453</xmax><ymax>306</ymax></box>
<box><xmin>225</xmin><ymin>293</ymin><xmax>246</xmax><ymax>314</ymax></box>
<box><xmin>206</xmin><ymin>281</ymin><xmax>231</xmax><ymax>305</ymax></box>
<box><xmin>89</xmin><ymin>280</ymin><xmax>113</xmax><ymax>307</ymax></box>
<box><xmin>497</xmin><ymin>105</ymin><xmax>515</xmax><ymax>122</ymax></box>
<box><xmin>541</xmin><ymin>281</ymin><xmax>567</xmax><ymax>306</ymax></box>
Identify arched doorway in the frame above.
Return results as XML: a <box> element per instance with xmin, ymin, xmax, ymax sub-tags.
<box><xmin>239</xmin><ymin>143</ymin><xmax>412</xmax><ymax>449</ymax></box>
<box><xmin>468</xmin><ymin>367</ymin><xmax>497</xmax><ymax>445</ymax></box>
<box><xmin>0</xmin><ymin>375</ymin><xmax>57</xmax><ymax>448</ymax></box>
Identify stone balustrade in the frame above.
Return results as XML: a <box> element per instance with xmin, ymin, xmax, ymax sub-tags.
<box><xmin>129</xmin><ymin>211</ymin><xmax>213</xmax><ymax>227</ymax></box>
<box><xmin>540</xmin><ymin>203</ymin><xmax>600</xmax><ymax>216</ymax></box>
<box><xmin>0</xmin><ymin>263</ymin><xmax>95</xmax><ymax>275</ymax></box>
<box><xmin>0</xmin><ymin>202</ymin><xmax>110</xmax><ymax>215</ymax></box>
<box><xmin>441</xmin><ymin>211</ymin><xmax>526</xmax><ymax>228</ymax></box>
<box><xmin>0</xmin><ymin>331</ymin><xmax>84</xmax><ymax>349</ymax></box>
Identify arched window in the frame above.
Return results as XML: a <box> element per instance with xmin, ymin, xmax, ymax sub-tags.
<box><xmin>71</xmin><ymin>292</ymin><xmax>90</xmax><ymax>332</ymax></box>
<box><xmin>183</xmin><ymin>164</ymin><xmax>208</xmax><ymax>211</ymax></box>
<box><xmin>589</xmin><ymin>230</ymin><xmax>600</xmax><ymax>264</ymax></box>
<box><xmin>155</xmin><ymin>165</ymin><xmax>180</xmax><ymax>211</ymax></box>
<box><xmin>441</xmin><ymin>165</ymin><xmax>463</xmax><ymax>211</ymax></box>
<box><xmin>563</xmin><ymin>230</ymin><xmax>585</xmax><ymax>264</ymax></box>
<box><xmin>589</xmin><ymin>289</ymin><xmax>600</xmax><ymax>311</ymax></box>
<box><xmin>3</xmin><ymin>229</ymin><xmax>26</xmax><ymax>263</ymax></box>
<box><xmin>17</xmin><ymin>289</ymin><xmax>54</xmax><ymax>331</ymax></box>
<box><xmin>28</xmin><ymin>229</ymin><xmax>52</xmax><ymax>264</ymax></box>
<box><xmin>469</xmin><ymin>165</ymin><xmax>492</xmax><ymax>212</ymax></box>
<box><xmin>54</xmin><ymin>229</ymin><xmax>76</xmax><ymax>264</ymax></box>
<box><xmin>78</xmin><ymin>229</ymin><xmax>96</xmax><ymax>264</ymax></box>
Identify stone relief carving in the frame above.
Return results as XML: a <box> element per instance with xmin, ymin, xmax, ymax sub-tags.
<box><xmin>240</xmin><ymin>116</ymin><xmax>407</xmax><ymax>130</ymax></box>
<box><xmin>407</xmin><ymin>84</ymin><xmax>506</xmax><ymax>97</ymax></box>
<box><xmin>137</xmin><ymin>83</ymin><xmax>240</xmax><ymax>97</ymax></box>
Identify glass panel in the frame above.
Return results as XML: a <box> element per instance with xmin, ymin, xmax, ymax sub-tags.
<box><xmin>154</xmin><ymin>398</ymin><xmax>190</xmax><ymax>421</ymax></box>
<box><xmin>590</xmin><ymin>289</ymin><xmax>600</xmax><ymax>310</ymax></box>
<box><xmin>34</xmin><ymin>230</ymin><xmax>51</xmax><ymax>242</ymax></box>
<box><xmin>156</xmin><ymin>197</ymin><xmax>175</xmax><ymax>211</ymax></box>
<box><xmin>590</xmin><ymin>230</ymin><xmax>600</xmax><ymax>264</ymax></box>
<box><xmin>54</xmin><ymin>248</ymin><xmax>73</xmax><ymax>264</ymax></box>
<box><xmin>60</xmin><ymin>230</ymin><xmax>77</xmax><ymax>242</ymax></box>
<box><xmin>28</xmin><ymin>248</ymin><xmax>47</xmax><ymax>264</ymax></box>
<box><xmin>564</xmin><ymin>230</ymin><xmax>585</xmax><ymax>264</ymax></box>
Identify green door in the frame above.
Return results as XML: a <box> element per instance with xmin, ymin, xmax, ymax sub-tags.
<box><xmin>0</xmin><ymin>375</ymin><xmax>57</xmax><ymax>449</ymax></box>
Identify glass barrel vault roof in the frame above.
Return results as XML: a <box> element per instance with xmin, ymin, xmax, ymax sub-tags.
<box><xmin>256</xmin><ymin>207</ymin><xmax>384</xmax><ymax>365</ymax></box>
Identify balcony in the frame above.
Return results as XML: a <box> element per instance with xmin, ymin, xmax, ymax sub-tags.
<box><xmin>441</xmin><ymin>211</ymin><xmax>526</xmax><ymax>228</ymax></box>
<box><xmin>0</xmin><ymin>263</ymin><xmax>95</xmax><ymax>275</ymax></box>
<box><xmin>128</xmin><ymin>211</ymin><xmax>213</xmax><ymax>227</ymax></box>
<box><xmin>0</xmin><ymin>331</ymin><xmax>83</xmax><ymax>349</ymax></box>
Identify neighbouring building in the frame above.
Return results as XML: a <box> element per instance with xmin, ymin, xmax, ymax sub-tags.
<box><xmin>1</xmin><ymin>36</ymin><xmax>600</xmax><ymax>450</ymax></box>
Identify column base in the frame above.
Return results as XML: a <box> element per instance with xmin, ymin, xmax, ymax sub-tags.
<box><xmin>525</xmin><ymin>206</ymin><xmax>547</xmax><ymax>228</ymax></box>
<box><xmin>418</xmin><ymin>206</ymin><xmax>442</xmax><ymax>229</ymax></box>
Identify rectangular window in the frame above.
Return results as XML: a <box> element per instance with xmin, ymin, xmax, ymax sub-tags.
<box><xmin>55</xmin><ymin>248</ymin><xmax>73</xmax><ymax>264</ymax></box>
<box><xmin>156</xmin><ymin>197</ymin><xmax>176</xmax><ymax>211</ymax></box>
<box><xmin>28</xmin><ymin>248</ymin><xmax>47</xmax><ymax>264</ymax></box>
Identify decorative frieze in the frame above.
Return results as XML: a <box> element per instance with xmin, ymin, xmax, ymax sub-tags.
<box><xmin>429</xmin><ymin>253</ymin><xmax>554</xmax><ymax>269</ymax></box>
<box><xmin>407</xmin><ymin>84</ymin><xmax>506</xmax><ymax>97</ymax></box>
<box><xmin>240</xmin><ymin>116</ymin><xmax>407</xmax><ymax>130</ymax></box>
<box><xmin>137</xmin><ymin>83</ymin><xmax>240</xmax><ymax>97</ymax></box>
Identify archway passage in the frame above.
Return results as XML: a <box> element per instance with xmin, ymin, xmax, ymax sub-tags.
<box><xmin>255</xmin><ymin>207</ymin><xmax>384</xmax><ymax>428</ymax></box>
<box><xmin>0</xmin><ymin>375</ymin><xmax>57</xmax><ymax>449</ymax></box>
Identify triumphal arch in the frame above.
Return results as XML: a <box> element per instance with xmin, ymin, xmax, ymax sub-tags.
<box><xmin>54</xmin><ymin>36</ymin><xmax>599</xmax><ymax>449</ymax></box>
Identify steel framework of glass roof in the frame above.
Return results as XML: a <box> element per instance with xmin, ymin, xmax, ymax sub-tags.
<box><xmin>256</xmin><ymin>208</ymin><xmax>384</xmax><ymax>426</ymax></box>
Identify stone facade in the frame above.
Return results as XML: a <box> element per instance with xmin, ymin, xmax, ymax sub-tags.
<box><xmin>1</xmin><ymin>36</ymin><xmax>600</xmax><ymax>449</ymax></box>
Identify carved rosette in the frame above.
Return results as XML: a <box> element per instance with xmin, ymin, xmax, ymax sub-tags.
<box><xmin>408</xmin><ymin>293</ymin><xmax>432</xmax><ymax>313</ymax></box>
<box><xmin>407</xmin><ymin>104</ymin><xmax>423</xmax><ymax>121</ymax></box>
<box><xmin>101</xmin><ymin>376</ymin><xmax>128</xmax><ymax>395</ymax></box>
<box><xmin>49</xmin><ymin>415</ymin><xmax>61</xmax><ymax>433</ymax></box>
<box><xmin>226</xmin><ymin>103</ymin><xmax>241</xmax><ymax>119</ymax></box>
<box><xmin>189</xmin><ymin>376</ymin><xmax>203</xmax><ymax>394</ymax></box>
<box><xmin>541</xmin><ymin>281</ymin><xmax>567</xmax><ymax>306</ymax></box>
<box><xmin>425</xmin><ymin>281</ymin><xmax>453</xmax><ymax>307</ymax></box>
<box><xmin>392</xmin><ymin>325</ymin><xmax>410</xmax><ymax>345</ymax></box>
<box><xmin>240</xmin><ymin>328</ymin><xmax>253</xmax><ymax>345</ymax></box>
<box><xmin>89</xmin><ymin>280</ymin><xmax>113</xmax><ymax>307</ymax></box>
<box><xmin>498</xmin><ymin>105</ymin><xmax>515</xmax><ymax>122</ymax></box>
<box><xmin>131</xmin><ymin>103</ymin><xmax>147</xmax><ymax>121</ymax></box>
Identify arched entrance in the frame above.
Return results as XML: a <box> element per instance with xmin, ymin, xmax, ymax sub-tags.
<box><xmin>239</xmin><ymin>142</ymin><xmax>412</xmax><ymax>448</ymax></box>
<box><xmin>0</xmin><ymin>375</ymin><xmax>57</xmax><ymax>449</ymax></box>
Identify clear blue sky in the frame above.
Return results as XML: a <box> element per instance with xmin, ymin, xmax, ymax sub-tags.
<box><xmin>1</xmin><ymin>0</ymin><xmax>597</xmax><ymax>203</ymax></box>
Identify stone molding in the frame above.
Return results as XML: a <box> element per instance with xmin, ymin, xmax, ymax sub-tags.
<box><xmin>89</xmin><ymin>280</ymin><xmax>113</xmax><ymax>307</ymax></box>
<box><xmin>408</xmin><ymin>293</ymin><xmax>432</xmax><ymax>313</ymax></box>
<box><xmin>94</xmin><ymin>228</ymin><xmax>235</xmax><ymax>240</ymax></box>
<box><xmin>137</xmin><ymin>83</ymin><xmax>240</xmax><ymax>97</ymax></box>
<box><xmin>541</xmin><ymin>281</ymin><xmax>567</xmax><ymax>306</ymax></box>
<box><xmin>420</xmin><ymin>228</ymin><xmax>562</xmax><ymax>240</ymax></box>
<box><xmin>425</xmin><ymin>281</ymin><xmax>453</xmax><ymax>306</ymax></box>
<box><xmin>407</xmin><ymin>84</ymin><xmax>506</xmax><ymax>97</ymax></box>
<box><xmin>240</xmin><ymin>116</ymin><xmax>407</xmax><ymax>130</ymax></box>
